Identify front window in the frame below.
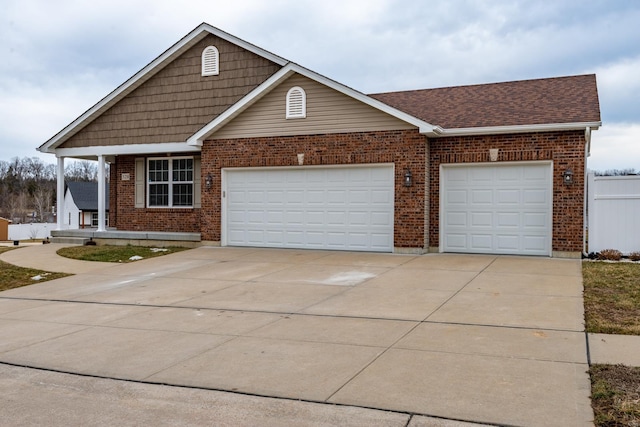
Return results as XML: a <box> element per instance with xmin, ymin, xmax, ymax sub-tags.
<box><xmin>91</xmin><ymin>212</ymin><xmax>108</xmax><ymax>227</ymax></box>
<box><xmin>148</xmin><ymin>157</ymin><xmax>193</xmax><ymax>207</ymax></box>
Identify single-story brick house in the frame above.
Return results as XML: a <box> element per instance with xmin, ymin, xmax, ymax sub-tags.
<box><xmin>39</xmin><ymin>23</ymin><xmax>601</xmax><ymax>257</ymax></box>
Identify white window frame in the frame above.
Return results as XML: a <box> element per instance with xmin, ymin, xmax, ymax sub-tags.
<box><xmin>286</xmin><ymin>86</ymin><xmax>306</xmax><ymax>119</ymax></box>
<box><xmin>91</xmin><ymin>212</ymin><xmax>108</xmax><ymax>227</ymax></box>
<box><xmin>147</xmin><ymin>156</ymin><xmax>194</xmax><ymax>208</ymax></box>
<box><xmin>201</xmin><ymin>45</ymin><xmax>219</xmax><ymax>76</ymax></box>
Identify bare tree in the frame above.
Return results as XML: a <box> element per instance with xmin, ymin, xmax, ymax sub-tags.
<box><xmin>7</xmin><ymin>192</ymin><xmax>29</xmax><ymax>223</ymax></box>
<box><xmin>65</xmin><ymin>160</ymin><xmax>98</xmax><ymax>182</ymax></box>
<box><xmin>594</xmin><ymin>168</ymin><xmax>638</xmax><ymax>176</ymax></box>
<box><xmin>32</xmin><ymin>186</ymin><xmax>54</xmax><ymax>222</ymax></box>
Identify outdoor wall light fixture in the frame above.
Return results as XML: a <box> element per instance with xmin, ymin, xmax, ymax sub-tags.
<box><xmin>563</xmin><ymin>168</ymin><xmax>573</xmax><ymax>185</ymax></box>
<box><xmin>404</xmin><ymin>168</ymin><xmax>413</xmax><ymax>187</ymax></box>
<box><xmin>205</xmin><ymin>173</ymin><xmax>213</xmax><ymax>189</ymax></box>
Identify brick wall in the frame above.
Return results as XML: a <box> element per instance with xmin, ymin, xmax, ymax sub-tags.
<box><xmin>110</xmin><ymin>156</ymin><xmax>201</xmax><ymax>233</ymax></box>
<box><xmin>201</xmin><ymin>130</ymin><xmax>427</xmax><ymax>248</ymax></box>
<box><xmin>429</xmin><ymin>130</ymin><xmax>586</xmax><ymax>253</ymax></box>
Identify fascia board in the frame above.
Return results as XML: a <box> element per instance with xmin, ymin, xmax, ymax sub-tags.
<box><xmin>39</xmin><ymin>23</ymin><xmax>289</xmax><ymax>154</ymax></box>
<box><xmin>200</xmin><ymin>23</ymin><xmax>287</xmax><ymax>66</ymax></box>
<box><xmin>54</xmin><ymin>142</ymin><xmax>200</xmax><ymax>158</ymax></box>
<box><xmin>433</xmin><ymin>121</ymin><xmax>602</xmax><ymax>137</ymax></box>
<box><xmin>188</xmin><ymin>66</ymin><xmax>296</xmax><ymax>145</ymax></box>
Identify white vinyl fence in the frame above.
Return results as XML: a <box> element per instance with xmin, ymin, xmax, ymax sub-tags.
<box><xmin>588</xmin><ymin>173</ymin><xmax>640</xmax><ymax>254</ymax></box>
<box><xmin>7</xmin><ymin>223</ymin><xmax>56</xmax><ymax>241</ymax></box>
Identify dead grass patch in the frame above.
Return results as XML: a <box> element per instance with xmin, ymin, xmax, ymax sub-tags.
<box><xmin>590</xmin><ymin>364</ymin><xmax>640</xmax><ymax>426</ymax></box>
<box><xmin>583</xmin><ymin>261</ymin><xmax>640</xmax><ymax>335</ymax></box>
<box><xmin>56</xmin><ymin>245</ymin><xmax>190</xmax><ymax>263</ymax></box>
<box><xmin>0</xmin><ymin>247</ymin><xmax>70</xmax><ymax>291</ymax></box>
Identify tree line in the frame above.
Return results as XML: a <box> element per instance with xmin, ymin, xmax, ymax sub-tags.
<box><xmin>0</xmin><ymin>157</ymin><xmax>100</xmax><ymax>223</ymax></box>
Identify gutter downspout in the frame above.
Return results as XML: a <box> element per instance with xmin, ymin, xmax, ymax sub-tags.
<box><xmin>583</xmin><ymin>127</ymin><xmax>591</xmax><ymax>256</ymax></box>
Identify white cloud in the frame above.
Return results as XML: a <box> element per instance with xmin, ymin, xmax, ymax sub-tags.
<box><xmin>589</xmin><ymin>123</ymin><xmax>640</xmax><ymax>172</ymax></box>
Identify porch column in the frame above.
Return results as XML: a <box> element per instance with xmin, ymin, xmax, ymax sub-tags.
<box><xmin>97</xmin><ymin>155</ymin><xmax>106</xmax><ymax>232</ymax></box>
<box><xmin>56</xmin><ymin>156</ymin><xmax>65</xmax><ymax>230</ymax></box>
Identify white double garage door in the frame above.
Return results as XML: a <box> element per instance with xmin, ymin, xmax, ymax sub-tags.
<box><xmin>222</xmin><ymin>162</ymin><xmax>553</xmax><ymax>255</ymax></box>
<box><xmin>223</xmin><ymin>165</ymin><xmax>395</xmax><ymax>252</ymax></box>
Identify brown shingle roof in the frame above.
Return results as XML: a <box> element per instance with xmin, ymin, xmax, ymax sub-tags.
<box><xmin>369</xmin><ymin>74</ymin><xmax>601</xmax><ymax>129</ymax></box>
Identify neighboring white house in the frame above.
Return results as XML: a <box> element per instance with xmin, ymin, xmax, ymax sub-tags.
<box><xmin>63</xmin><ymin>181</ymin><xmax>109</xmax><ymax>229</ymax></box>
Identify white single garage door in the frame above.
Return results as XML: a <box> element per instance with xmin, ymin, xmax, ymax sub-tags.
<box><xmin>223</xmin><ymin>165</ymin><xmax>394</xmax><ymax>252</ymax></box>
<box><xmin>441</xmin><ymin>162</ymin><xmax>552</xmax><ymax>256</ymax></box>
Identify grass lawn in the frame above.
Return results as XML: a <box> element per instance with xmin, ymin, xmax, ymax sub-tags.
<box><xmin>584</xmin><ymin>261</ymin><xmax>640</xmax><ymax>426</ymax></box>
<box><xmin>0</xmin><ymin>247</ymin><xmax>71</xmax><ymax>291</ymax></box>
<box><xmin>583</xmin><ymin>261</ymin><xmax>640</xmax><ymax>335</ymax></box>
<box><xmin>56</xmin><ymin>245</ymin><xmax>190</xmax><ymax>263</ymax></box>
<box><xmin>590</xmin><ymin>365</ymin><xmax>640</xmax><ymax>426</ymax></box>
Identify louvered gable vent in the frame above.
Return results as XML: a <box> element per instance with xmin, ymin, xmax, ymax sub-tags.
<box><xmin>286</xmin><ymin>86</ymin><xmax>306</xmax><ymax>119</ymax></box>
<box><xmin>201</xmin><ymin>46</ymin><xmax>219</xmax><ymax>76</ymax></box>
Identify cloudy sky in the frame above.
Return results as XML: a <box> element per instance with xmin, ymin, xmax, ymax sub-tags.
<box><xmin>1</xmin><ymin>0</ymin><xmax>639</xmax><ymax>172</ymax></box>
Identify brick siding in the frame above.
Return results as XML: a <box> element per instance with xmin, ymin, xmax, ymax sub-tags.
<box><xmin>110</xmin><ymin>156</ymin><xmax>201</xmax><ymax>233</ymax></box>
<box><xmin>108</xmin><ymin>129</ymin><xmax>585</xmax><ymax>253</ymax></box>
<box><xmin>429</xmin><ymin>130</ymin><xmax>586</xmax><ymax>252</ymax></box>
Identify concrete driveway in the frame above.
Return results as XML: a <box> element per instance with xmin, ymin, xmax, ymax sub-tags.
<box><xmin>0</xmin><ymin>245</ymin><xmax>591</xmax><ymax>426</ymax></box>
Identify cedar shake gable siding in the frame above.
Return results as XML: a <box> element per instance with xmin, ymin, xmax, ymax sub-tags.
<box><xmin>60</xmin><ymin>34</ymin><xmax>282</xmax><ymax>148</ymax></box>
<box><xmin>370</xmin><ymin>74</ymin><xmax>601</xmax><ymax>129</ymax></box>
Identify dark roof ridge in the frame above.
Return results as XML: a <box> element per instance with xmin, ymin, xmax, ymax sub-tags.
<box><xmin>368</xmin><ymin>73</ymin><xmax>597</xmax><ymax>96</ymax></box>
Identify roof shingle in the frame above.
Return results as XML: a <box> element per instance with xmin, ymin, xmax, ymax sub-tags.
<box><xmin>369</xmin><ymin>74</ymin><xmax>601</xmax><ymax>129</ymax></box>
<box><xmin>66</xmin><ymin>181</ymin><xmax>109</xmax><ymax>211</ymax></box>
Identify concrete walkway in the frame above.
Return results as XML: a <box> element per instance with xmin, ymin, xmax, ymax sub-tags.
<box><xmin>0</xmin><ymin>244</ymin><xmax>598</xmax><ymax>426</ymax></box>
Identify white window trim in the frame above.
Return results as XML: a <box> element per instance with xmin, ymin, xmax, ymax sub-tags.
<box><xmin>286</xmin><ymin>86</ymin><xmax>306</xmax><ymax>119</ymax></box>
<box><xmin>201</xmin><ymin>45</ymin><xmax>219</xmax><ymax>76</ymax></box>
<box><xmin>147</xmin><ymin>156</ymin><xmax>194</xmax><ymax>208</ymax></box>
<box><xmin>91</xmin><ymin>212</ymin><xmax>108</xmax><ymax>227</ymax></box>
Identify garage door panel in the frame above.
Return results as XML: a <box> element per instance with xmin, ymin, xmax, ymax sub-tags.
<box><xmin>246</xmin><ymin>229</ymin><xmax>265</xmax><ymax>244</ymax></box>
<box><xmin>447</xmin><ymin>189</ymin><xmax>467</xmax><ymax>204</ymax></box>
<box><xmin>470</xmin><ymin>212</ymin><xmax>492</xmax><ymax>227</ymax></box>
<box><xmin>446</xmin><ymin>211</ymin><xmax>467</xmax><ymax>227</ymax></box>
<box><xmin>371</xmin><ymin>212</ymin><xmax>392</xmax><ymax>226</ymax></box>
<box><xmin>306</xmin><ymin>190</ymin><xmax>325</xmax><ymax>204</ymax></box>
<box><xmin>496</xmin><ymin>212</ymin><xmax>520</xmax><ymax>227</ymax></box>
<box><xmin>497</xmin><ymin>168</ymin><xmax>520</xmax><ymax>181</ymax></box>
<box><xmin>523</xmin><ymin>235</ymin><xmax>547</xmax><ymax>252</ymax></box>
<box><xmin>496</xmin><ymin>235</ymin><xmax>520</xmax><ymax>251</ymax></box>
<box><xmin>349</xmin><ymin>189</ymin><xmax>369</xmax><ymax>204</ymax></box>
<box><xmin>442</xmin><ymin>163</ymin><xmax>551</xmax><ymax>256</ymax></box>
<box><xmin>446</xmin><ymin>234</ymin><xmax>467</xmax><ymax>249</ymax></box>
<box><xmin>524</xmin><ymin>212</ymin><xmax>547</xmax><ymax>228</ymax></box>
<box><xmin>371</xmin><ymin>189</ymin><xmax>392</xmax><ymax>204</ymax></box>
<box><xmin>348</xmin><ymin>211</ymin><xmax>368</xmax><ymax>226</ymax></box>
<box><xmin>497</xmin><ymin>189</ymin><xmax>520</xmax><ymax>204</ymax></box>
<box><xmin>284</xmin><ymin>210</ymin><xmax>304</xmax><ymax>225</ymax></box>
<box><xmin>524</xmin><ymin>167</ymin><xmax>548</xmax><ymax>180</ymax></box>
<box><xmin>471</xmin><ymin>168</ymin><xmax>494</xmax><ymax>181</ymax></box>
<box><xmin>523</xmin><ymin>189</ymin><xmax>548</xmax><ymax>204</ymax></box>
<box><xmin>470</xmin><ymin>234</ymin><xmax>493</xmax><ymax>250</ymax></box>
<box><xmin>471</xmin><ymin>190</ymin><xmax>492</xmax><ymax>204</ymax></box>
<box><xmin>228</xmin><ymin>190</ymin><xmax>245</xmax><ymax>203</ymax></box>
<box><xmin>328</xmin><ymin>190</ymin><xmax>347</xmax><ymax>204</ymax></box>
<box><xmin>306</xmin><ymin>211</ymin><xmax>324</xmax><ymax>225</ymax></box>
<box><xmin>225</xmin><ymin>166</ymin><xmax>394</xmax><ymax>252</ymax></box>
<box><xmin>266</xmin><ymin>211</ymin><xmax>284</xmax><ymax>225</ymax></box>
